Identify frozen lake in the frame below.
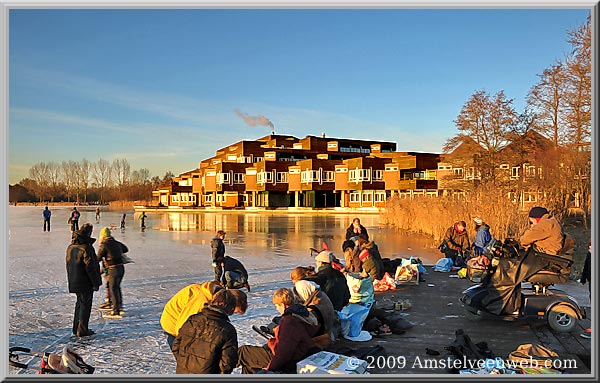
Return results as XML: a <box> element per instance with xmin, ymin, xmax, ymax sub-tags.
<box><xmin>8</xmin><ymin>205</ymin><xmax>440</xmax><ymax>375</ymax></box>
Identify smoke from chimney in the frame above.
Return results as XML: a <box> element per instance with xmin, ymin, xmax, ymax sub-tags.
<box><xmin>235</xmin><ymin>109</ymin><xmax>275</xmax><ymax>134</ymax></box>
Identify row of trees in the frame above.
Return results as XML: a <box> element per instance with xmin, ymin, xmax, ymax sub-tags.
<box><xmin>14</xmin><ymin>158</ymin><xmax>174</xmax><ymax>203</ymax></box>
<box><xmin>444</xmin><ymin>16</ymin><xmax>591</xmax><ymax>225</ymax></box>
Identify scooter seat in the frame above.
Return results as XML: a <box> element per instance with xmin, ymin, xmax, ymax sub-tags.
<box><xmin>526</xmin><ymin>271</ymin><xmax>568</xmax><ymax>290</ymax></box>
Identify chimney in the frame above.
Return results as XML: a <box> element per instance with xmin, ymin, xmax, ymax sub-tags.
<box><xmin>321</xmin><ymin>132</ymin><xmax>326</xmax><ymax>138</ymax></box>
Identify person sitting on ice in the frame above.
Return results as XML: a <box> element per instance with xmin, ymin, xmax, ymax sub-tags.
<box><xmin>345</xmin><ymin>217</ymin><xmax>369</xmax><ymax>241</ymax></box>
<box><xmin>356</xmin><ymin>234</ymin><xmax>385</xmax><ymax>281</ymax></box>
<box><xmin>237</xmin><ymin>288</ymin><xmax>321</xmax><ymax>374</ymax></box>
<box><xmin>293</xmin><ymin>279</ymin><xmax>337</xmax><ymax>343</ymax></box>
<box><xmin>311</xmin><ymin>251</ymin><xmax>350</xmax><ymax>311</ymax></box>
<box><xmin>160</xmin><ymin>281</ymin><xmax>247</xmax><ymax>351</ymax></box>
<box><xmin>172</xmin><ymin>289</ymin><xmax>239</xmax><ymax>374</ymax></box>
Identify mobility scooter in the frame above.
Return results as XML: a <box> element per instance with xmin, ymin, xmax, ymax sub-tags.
<box><xmin>461</xmin><ymin>238</ymin><xmax>584</xmax><ymax>333</ymax></box>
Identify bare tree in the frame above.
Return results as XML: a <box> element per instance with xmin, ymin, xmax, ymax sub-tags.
<box><xmin>28</xmin><ymin>162</ymin><xmax>49</xmax><ymax>202</ymax></box>
<box><xmin>527</xmin><ymin>62</ymin><xmax>568</xmax><ymax>147</ymax></box>
<box><xmin>76</xmin><ymin>159</ymin><xmax>91</xmax><ymax>203</ymax></box>
<box><xmin>61</xmin><ymin>160</ymin><xmax>79</xmax><ymax>202</ymax></box>
<box><xmin>91</xmin><ymin>159</ymin><xmax>112</xmax><ymax>203</ymax></box>
<box><xmin>47</xmin><ymin>161</ymin><xmax>63</xmax><ymax>202</ymax></box>
<box><xmin>112</xmin><ymin>158</ymin><xmax>131</xmax><ymax>198</ymax></box>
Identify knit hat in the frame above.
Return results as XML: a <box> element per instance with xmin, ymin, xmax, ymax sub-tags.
<box><xmin>293</xmin><ymin>280</ymin><xmax>319</xmax><ymax>303</ymax></box>
<box><xmin>315</xmin><ymin>250</ymin><xmax>333</xmax><ymax>264</ymax></box>
<box><xmin>99</xmin><ymin>227</ymin><xmax>111</xmax><ymax>238</ymax></box>
<box><xmin>528</xmin><ymin>206</ymin><xmax>549</xmax><ymax>219</ymax></box>
<box><xmin>473</xmin><ymin>217</ymin><xmax>483</xmax><ymax>226</ymax></box>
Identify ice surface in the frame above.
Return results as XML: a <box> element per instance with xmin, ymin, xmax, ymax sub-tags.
<box><xmin>7</xmin><ymin>206</ymin><xmax>440</xmax><ymax>375</ymax></box>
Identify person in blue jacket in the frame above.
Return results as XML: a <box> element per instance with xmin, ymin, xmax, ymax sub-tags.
<box><xmin>472</xmin><ymin>216</ymin><xmax>492</xmax><ymax>257</ymax></box>
<box><xmin>43</xmin><ymin>206</ymin><xmax>52</xmax><ymax>232</ymax></box>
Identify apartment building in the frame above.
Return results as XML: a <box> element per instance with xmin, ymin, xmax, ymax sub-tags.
<box><xmin>152</xmin><ymin>133</ymin><xmax>440</xmax><ymax>209</ymax></box>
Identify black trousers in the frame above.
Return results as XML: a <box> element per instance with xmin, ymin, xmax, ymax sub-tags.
<box><xmin>108</xmin><ymin>265</ymin><xmax>125</xmax><ymax>313</ymax></box>
<box><xmin>237</xmin><ymin>344</ymin><xmax>273</xmax><ymax>374</ymax></box>
<box><xmin>73</xmin><ymin>289</ymin><xmax>93</xmax><ymax>336</ymax></box>
<box><xmin>44</xmin><ymin>219</ymin><xmax>50</xmax><ymax>231</ymax></box>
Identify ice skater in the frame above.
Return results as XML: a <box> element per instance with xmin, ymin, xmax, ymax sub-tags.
<box><xmin>120</xmin><ymin>213</ymin><xmax>126</xmax><ymax>231</ymax></box>
<box><xmin>43</xmin><ymin>206</ymin><xmax>51</xmax><ymax>232</ymax></box>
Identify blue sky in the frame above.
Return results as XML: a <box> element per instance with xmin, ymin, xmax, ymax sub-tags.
<box><xmin>8</xmin><ymin>8</ymin><xmax>590</xmax><ymax>184</ymax></box>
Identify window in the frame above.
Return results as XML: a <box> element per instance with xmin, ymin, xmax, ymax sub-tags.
<box><xmin>229</xmin><ymin>146</ymin><xmax>237</xmax><ymax>151</ymax></box>
<box><xmin>523</xmin><ymin>192</ymin><xmax>539</xmax><ymax>203</ymax></box>
<box><xmin>453</xmin><ymin>168</ymin><xmax>464</xmax><ymax>178</ymax></box>
<box><xmin>276</xmin><ymin>172</ymin><xmax>288</xmax><ymax>183</ymax></box>
<box><xmin>212</xmin><ymin>159</ymin><xmax>221</xmax><ymax>165</ymax></box>
<box><xmin>511</xmin><ymin>167</ymin><xmax>520</xmax><ymax>178</ymax></box>
<box><xmin>253</xmin><ymin>157</ymin><xmax>263</xmax><ymax>163</ymax></box>
<box><xmin>362</xmin><ymin>192</ymin><xmax>373</xmax><ymax>203</ymax></box>
<box><xmin>373</xmin><ymin>170</ymin><xmax>383</xmax><ymax>181</ymax></box>
<box><xmin>233</xmin><ymin>173</ymin><xmax>245</xmax><ymax>184</ymax></box>
<box><xmin>349</xmin><ymin>191</ymin><xmax>361</xmax><ymax>202</ymax></box>
<box><xmin>335</xmin><ymin>168</ymin><xmax>348</xmax><ymax>173</ymax></box>
<box><xmin>227</xmin><ymin>155</ymin><xmax>237</xmax><ymax>161</ymax></box>
<box><xmin>322</xmin><ymin>171</ymin><xmax>335</xmax><ymax>182</ymax></box>
<box><xmin>301</xmin><ymin>170</ymin><xmax>320</xmax><ymax>183</ymax></box>
<box><xmin>538</xmin><ymin>167</ymin><xmax>543</xmax><ymax>179</ymax></box>
<box><xmin>181</xmin><ymin>194</ymin><xmax>188</xmax><ymax>202</ymax></box>
<box><xmin>349</xmin><ymin>169</ymin><xmax>371</xmax><ymax>182</ymax></box>
<box><xmin>289</xmin><ymin>168</ymin><xmax>301</xmax><ymax>174</ymax></box>
<box><xmin>327</xmin><ymin>142</ymin><xmax>338</xmax><ymax>149</ymax></box>
<box><xmin>375</xmin><ymin>191</ymin><xmax>386</xmax><ymax>202</ymax></box>
<box><xmin>246</xmin><ymin>169</ymin><xmax>257</xmax><ymax>176</ymax></box>
<box><xmin>204</xmin><ymin>194</ymin><xmax>213</xmax><ymax>203</ymax></box>
<box><xmin>171</xmin><ymin>195</ymin><xmax>179</xmax><ymax>202</ymax></box>
<box><xmin>525</xmin><ymin>166</ymin><xmax>536</xmax><ymax>177</ymax></box>
<box><xmin>293</xmin><ymin>143</ymin><xmax>303</xmax><ymax>149</ymax></box>
<box><xmin>190</xmin><ymin>194</ymin><xmax>196</xmax><ymax>203</ymax></box>
<box><xmin>499</xmin><ymin>164</ymin><xmax>510</xmax><ymax>170</ymax></box>
<box><xmin>206</xmin><ymin>171</ymin><xmax>216</xmax><ymax>177</ymax></box>
<box><xmin>216</xmin><ymin>173</ymin><xmax>230</xmax><ymax>184</ymax></box>
<box><xmin>265</xmin><ymin>153</ymin><xmax>276</xmax><ymax>160</ymax></box>
<box><xmin>257</xmin><ymin>171</ymin><xmax>272</xmax><ymax>184</ymax></box>
<box><xmin>438</xmin><ymin>165</ymin><xmax>452</xmax><ymax>170</ymax></box>
<box><xmin>386</xmin><ymin>166</ymin><xmax>399</xmax><ymax>172</ymax></box>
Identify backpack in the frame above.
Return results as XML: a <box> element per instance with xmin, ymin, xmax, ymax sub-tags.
<box><xmin>433</xmin><ymin>258</ymin><xmax>453</xmax><ymax>272</ymax></box>
<box><xmin>508</xmin><ymin>343</ymin><xmax>560</xmax><ymax>368</ymax></box>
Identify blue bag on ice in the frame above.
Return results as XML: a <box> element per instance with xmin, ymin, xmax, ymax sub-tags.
<box><xmin>434</xmin><ymin>258</ymin><xmax>453</xmax><ymax>272</ymax></box>
<box><xmin>338</xmin><ymin>301</ymin><xmax>374</xmax><ymax>338</ymax></box>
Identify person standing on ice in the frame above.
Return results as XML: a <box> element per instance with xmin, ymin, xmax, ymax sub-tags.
<box><xmin>211</xmin><ymin>230</ymin><xmax>226</xmax><ymax>282</ymax></box>
<box><xmin>120</xmin><ymin>213</ymin><xmax>126</xmax><ymax>230</ymax></box>
<box><xmin>68</xmin><ymin>207</ymin><xmax>80</xmax><ymax>232</ymax></box>
<box><xmin>43</xmin><ymin>206</ymin><xmax>51</xmax><ymax>232</ymax></box>
<box><xmin>139</xmin><ymin>211</ymin><xmax>147</xmax><ymax>229</ymax></box>
<box><xmin>97</xmin><ymin>227</ymin><xmax>129</xmax><ymax>319</ymax></box>
<box><xmin>66</xmin><ymin>223</ymin><xmax>102</xmax><ymax>337</ymax></box>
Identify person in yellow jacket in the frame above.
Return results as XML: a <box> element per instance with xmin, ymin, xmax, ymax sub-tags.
<box><xmin>160</xmin><ymin>280</ymin><xmax>247</xmax><ymax>350</ymax></box>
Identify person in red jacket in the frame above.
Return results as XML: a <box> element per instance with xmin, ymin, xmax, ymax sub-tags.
<box><xmin>237</xmin><ymin>288</ymin><xmax>320</xmax><ymax>374</ymax></box>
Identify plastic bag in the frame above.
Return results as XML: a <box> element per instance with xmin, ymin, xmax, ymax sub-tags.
<box><xmin>434</xmin><ymin>258</ymin><xmax>453</xmax><ymax>272</ymax></box>
<box><xmin>346</xmin><ymin>273</ymin><xmax>375</xmax><ymax>305</ymax></box>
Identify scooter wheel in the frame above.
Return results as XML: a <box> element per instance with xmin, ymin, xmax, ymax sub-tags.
<box><xmin>547</xmin><ymin>304</ymin><xmax>578</xmax><ymax>333</ymax></box>
<box><xmin>463</xmin><ymin>306</ymin><xmax>482</xmax><ymax>321</ymax></box>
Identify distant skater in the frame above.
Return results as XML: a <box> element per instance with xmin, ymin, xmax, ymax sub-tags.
<box><xmin>139</xmin><ymin>211</ymin><xmax>147</xmax><ymax>230</ymax></box>
<box><xmin>95</xmin><ymin>207</ymin><xmax>101</xmax><ymax>222</ymax></box>
<box><xmin>120</xmin><ymin>213</ymin><xmax>126</xmax><ymax>231</ymax></box>
<box><xmin>43</xmin><ymin>206</ymin><xmax>51</xmax><ymax>232</ymax></box>
<box><xmin>68</xmin><ymin>207</ymin><xmax>81</xmax><ymax>232</ymax></box>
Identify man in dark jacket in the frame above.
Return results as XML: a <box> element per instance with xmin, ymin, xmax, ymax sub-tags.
<box><xmin>313</xmin><ymin>251</ymin><xmax>350</xmax><ymax>311</ymax></box>
<box><xmin>443</xmin><ymin>221</ymin><xmax>470</xmax><ymax>265</ymax></box>
<box><xmin>66</xmin><ymin>223</ymin><xmax>102</xmax><ymax>337</ymax></box>
<box><xmin>220</xmin><ymin>255</ymin><xmax>250</xmax><ymax>292</ymax></box>
<box><xmin>68</xmin><ymin>207</ymin><xmax>80</xmax><ymax>232</ymax></box>
<box><xmin>43</xmin><ymin>206</ymin><xmax>51</xmax><ymax>232</ymax></box>
<box><xmin>211</xmin><ymin>230</ymin><xmax>226</xmax><ymax>282</ymax></box>
<box><xmin>173</xmin><ymin>289</ymin><xmax>239</xmax><ymax>374</ymax></box>
<box><xmin>345</xmin><ymin>217</ymin><xmax>369</xmax><ymax>241</ymax></box>
<box><xmin>237</xmin><ymin>288</ymin><xmax>320</xmax><ymax>374</ymax></box>
<box><xmin>97</xmin><ymin>227</ymin><xmax>129</xmax><ymax>318</ymax></box>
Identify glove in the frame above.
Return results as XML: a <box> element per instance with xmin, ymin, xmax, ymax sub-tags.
<box><xmin>211</xmin><ymin>262</ymin><xmax>218</xmax><ymax>268</ymax></box>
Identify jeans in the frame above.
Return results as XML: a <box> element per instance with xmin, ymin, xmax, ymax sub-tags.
<box><xmin>44</xmin><ymin>219</ymin><xmax>50</xmax><ymax>232</ymax></box>
<box><xmin>237</xmin><ymin>344</ymin><xmax>273</xmax><ymax>374</ymax></box>
<box><xmin>73</xmin><ymin>290</ymin><xmax>93</xmax><ymax>336</ymax></box>
<box><xmin>108</xmin><ymin>265</ymin><xmax>125</xmax><ymax>313</ymax></box>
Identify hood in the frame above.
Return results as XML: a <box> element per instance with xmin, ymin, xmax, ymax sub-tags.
<box><xmin>294</xmin><ymin>280</ymin><xmax>319</xmax><ymax>303</ymax></box>
<box><xmin>71</xmin><ymin>227</ymin><xmax>96</xmax><ymax>245</ymax></box>
<box><xmin>284</xmin><ymin>303</ymin><xmax>319</xmax><ymax>327</ymax></box>
<box><xmin>203</xmin><ymin>305</ymin><xmax>230</xmax><ymax>320</ymax></box>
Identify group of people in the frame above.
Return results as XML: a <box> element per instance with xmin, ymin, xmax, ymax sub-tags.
<box><xmin>65</xmin><ymin>223</ymin><xmax>130</xmax><ymax>337</ymax></box>
<box><xmin>42</xmin><ymin>206</ymin><xmax>149</xmax><ymax>233</ymax></box>
<box><xmin>161</xmin><ymin>217</ymin><xmax>393</xmax><ymax>374</ymax></box>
